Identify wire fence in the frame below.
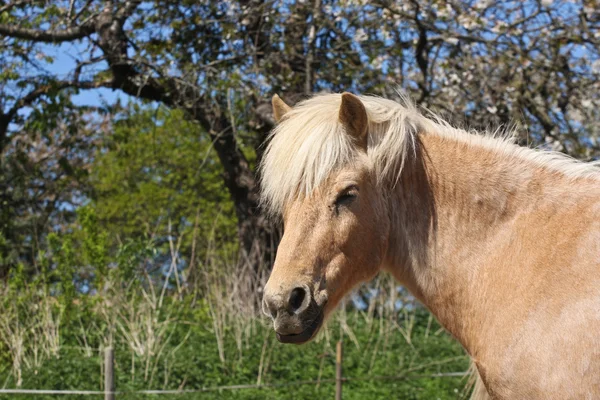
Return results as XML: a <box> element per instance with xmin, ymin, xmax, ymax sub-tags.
<box><xmin>0</xmin><ymin>343</ymin><xmax>469</xmax><ymax>398</ymax></box>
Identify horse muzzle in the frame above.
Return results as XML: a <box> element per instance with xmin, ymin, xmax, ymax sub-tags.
<box><xmin>262</xmin><ymin>284</ymin><xmax>326</xmax><ymax>344</ymax></box>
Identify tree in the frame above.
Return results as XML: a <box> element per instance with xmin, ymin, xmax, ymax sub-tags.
<box><xmin>0</xmin><ymin>1</ymin><xmax>278</xmax><ymax>275</ymax></box>
<box><xmin>0</xmin><ymin>0</ymin><xmax>598</xmax><ymax>275</ymax></box>
<box><xmin>90</xmin><ymin>105</ymin><xmax>238</xmax><ymax>283</ymax></box>
<box><xmin>0</xmin><ymin>97</ymin><xmax>105</xmax><ymax>277</ymax></box>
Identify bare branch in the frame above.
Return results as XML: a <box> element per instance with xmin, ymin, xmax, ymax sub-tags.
<box><xmin>0</xmin><ymin>1</ymin><xmax>29</xmax><ymax>15</ymax></box>
<box><xmin>66</xmin><ymin>0</ymin><xmax>76</xmax><ymax>21</ymax></box>
<box><xmin>115</xmin><ymin>0</ymin><xmax>141</xmax><ymax>22</ymax></box>
<box><xmin>73</xmin><ymin>56</ymin><xmax>107</xmax><ymax>82</ymax></box>
<box><xmin>0</xmin><ymin>22</ymin><xmax>95</xmax><ymax>43</ymax></box>
<box><xmin>305</xmin><ymin>0</ymin><xmax>321</xmax><ymax>95</ymax></box>
<box><xmin>0</xmin><ymin>78</ymin><xmax>113</xmax><ymax>148</ymax></box>
<box><xmin>72</xmin><ymin>0</ymin><xmax>95</xmax><ymax>23</ymax></box>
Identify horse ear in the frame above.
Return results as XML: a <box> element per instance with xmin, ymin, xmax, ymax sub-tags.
<box><xmin>339</xmin><ymin>92</ymin><xmax>368</xmax><ymax>150</ymax></box>
<box><xmin>272</xmin><ymin>94</ymin><xmax>292</xmax><ymax>123</ymax></box>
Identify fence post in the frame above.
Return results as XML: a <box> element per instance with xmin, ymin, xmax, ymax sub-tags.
<box><xmin>335</xmin><ymin>340</ymin><xmax>343</xmax><ymax>400</ymax></box>
<box><xmin>104</xmin><ymin>347</ymin><xmax>115</xmax><ymax>400</ymax></box>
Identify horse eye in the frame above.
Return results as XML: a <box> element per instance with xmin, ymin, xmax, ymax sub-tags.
<box><xmin>334</xmin><ymin>190</ymin><xmax>358</xmax><ymax>210</ymax></box>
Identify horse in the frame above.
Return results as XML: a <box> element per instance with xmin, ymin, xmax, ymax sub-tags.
<box><xmin>259</xmin><ymin>92</ymin><xmax>600</xmax><ymax>399</ymax></box>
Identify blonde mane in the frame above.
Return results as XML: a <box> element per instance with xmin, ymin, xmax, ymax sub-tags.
<box><xmin>259</xmin><ymin>93</ymin><xmax>599</xmax><ymax>216</ymax></box>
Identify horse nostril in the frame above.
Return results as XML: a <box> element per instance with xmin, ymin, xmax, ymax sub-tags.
<box><xmin>288</xmin><ymin>287</ymin><xmax>306</xmax><ymax>312</ymax></box>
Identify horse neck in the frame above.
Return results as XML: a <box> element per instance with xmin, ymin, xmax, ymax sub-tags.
<box><xmin>383</xmin><ymin>132</ymin><xmax>591</xmax><ymax>355</ymax></box>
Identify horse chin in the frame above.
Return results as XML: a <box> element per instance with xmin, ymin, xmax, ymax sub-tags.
<box><xmin>275</xmin><ymin>309</ymin><xmax>324</xmax><ymax>345</ymax></box>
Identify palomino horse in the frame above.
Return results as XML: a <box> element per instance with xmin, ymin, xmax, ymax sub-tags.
<box><xmin>260</xmin><ymin>92</ymin><xmax>600</xmax><ymax>399</ymax></box>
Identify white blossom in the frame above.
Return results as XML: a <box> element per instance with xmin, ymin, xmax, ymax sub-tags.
<box><xmin>474</xmin><ymin>0</ymin><xmax>491</xmax><ymax>10</ymax></box>
<box><xmin>449</xmin><ymin>73</ymin><xmax>461</xmax><ymax>84</ymax></box>
<box><xmin>486</xmin><ymin>105</ymin><xmax>498</xmax><ymax>114</ymax></box>
<box><xmin>354</xmin><ymin>28</ymin><xmax>368</xmax><ymax>42</ymax></box>
<box><xmin>568</xmin><ymin>108</ymin><xmax>584</xmax><ymax>123</ymax></box>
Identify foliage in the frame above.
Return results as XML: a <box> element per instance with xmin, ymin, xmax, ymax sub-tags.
<box><xmin>0</xmin><ymin>105</ymin><xmax>106</xmax><ymax>276</ymax></box>
<box><xmin>1</xmin><ymin>1</ymin><xmax>598</xmax><ymax>151</ymax></box>
<box><xmin>90</xmin><ymin>105</ymin><xmax>237</xmax><ymax>264</ymax></box>
<box><xmin>0</xmin><ymin>223</ymin><xmax>468</xmax><ymax>398</ymax></box>
<box><xmin>0</xmin><ymin>292</ymin><xmax>468</xmax><ymax>400</ymax></box>
<box><xmin>0</xmin><ymin>0</ymin><xmax>598</xmax><ymax>275</ymax></box>
<box><xmin>0</xmin><ymin>312</ymin><xmax>469</xmax><ymax>399</ymax></box>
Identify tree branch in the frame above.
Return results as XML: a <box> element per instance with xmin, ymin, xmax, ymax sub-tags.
<box><xmin>0</xmin><ymin>1</ymin><xmax>29</xmax><ymax>15</ymax></box>
<box><xmin>305</xmin><ymin>0</ymin><xmax>321</xmax><ymax>95</ymax></box>
<box><xmin>115</xmin><ymin>0</ymin><xmax>141</xmax><ymax>22</ymax></box>
<box><xmin>0</xmin><ymin>22</ymin><xmax>95</xmax><ymax>43</ymax></box>
<box><xmin>0</xmin><ymin>78</ymin><xmax>113</xmax><ymax>149</ymax></box>
<box><xmin>413</xmin><ymin>2</ymin><xmax>430</xmax><ymax>103</ymax></box>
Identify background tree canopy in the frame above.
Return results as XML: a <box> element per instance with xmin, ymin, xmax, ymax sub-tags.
<box><xmin>0</xmin><ymin>0</ymin><xmax>598</xmax><ymax>278</ymax></box>
<box><xmin>90</xmin><ymin>106</ymin><xmax>237</xmax><ymax>280</ymax></box>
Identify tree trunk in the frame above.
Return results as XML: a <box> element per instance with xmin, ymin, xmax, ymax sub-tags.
<box><xmin>0</xmin><ymin>2</ymin><xmax>282</xmax><ymax>278</ymax></box>
<box><xmin>95</xmin><ymin>6</ymin><xmax>279</xmax><ymax>277</ymax></box>
<box><xmin>206</xmin><ymin>113</ymin><xmax>279</xmax><ymax>277</ymax></box>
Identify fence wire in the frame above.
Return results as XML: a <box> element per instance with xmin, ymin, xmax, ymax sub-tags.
<box><xmin>0</xmin><ymin>371</ymin><xmax>468</xmax><ymax>396</ymax></box>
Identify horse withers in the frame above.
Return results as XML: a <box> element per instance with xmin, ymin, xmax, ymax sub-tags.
<box><xmin>260</xmin><ymin>92</ymin><xmax>600</xmax><ymax>399</ymax></box>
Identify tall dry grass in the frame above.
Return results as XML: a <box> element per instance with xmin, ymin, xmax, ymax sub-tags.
<box><xmin>0</xmin><ymin>287</ymin><xmax>61</xmax><ymax>386</ymax></box>
<box><xmin>0</xmin><ymin>214</ymin><xmax>462</xmax><ymax>390</ymax></box>
<box><xmin>197</xmin><ymin>227</ymin><xmax>454</xmax><ymax>384</ymax></box>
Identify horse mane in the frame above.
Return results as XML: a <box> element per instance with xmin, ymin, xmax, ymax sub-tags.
<box><xmin>259</xmin><ymin>92</ymin><xmax>600</xmax><ymax>217</ymax></box>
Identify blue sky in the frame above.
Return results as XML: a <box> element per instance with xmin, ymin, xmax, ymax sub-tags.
<box><xmin>42</xmin><ymin>41</ymin><xmax>131</xmax><ymax>108</ymax></box>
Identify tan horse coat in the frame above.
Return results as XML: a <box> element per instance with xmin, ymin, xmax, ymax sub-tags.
<box><xmin>396</xmin><ymin>134</ymin><xmax>600</xmax><ymax>399</ymax></box>
<box><xmin>260</xmin><ymin>93</ymin><xmax>600</xmax><ymax>399</ymax></box>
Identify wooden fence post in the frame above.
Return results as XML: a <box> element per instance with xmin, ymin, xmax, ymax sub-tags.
<box><xmin>105</xmin><ymin>347</ymin><xmax>115</xmax><ymax>400</ymax></box>
<box><xmin>335</xmin><ymin>340</ymin><xmax>343</xmax><ymax>400</ymax></box>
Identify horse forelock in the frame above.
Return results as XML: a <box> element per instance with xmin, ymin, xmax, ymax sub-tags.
<box><xmin>259</xmin><ymin>93</ymin><xmax>421</xmax><ymax>217</ymax></box>
<box><xmin>259</xmin><ymin>92</ymin><xmax>600</xmax><ymax>218</ymax></box>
